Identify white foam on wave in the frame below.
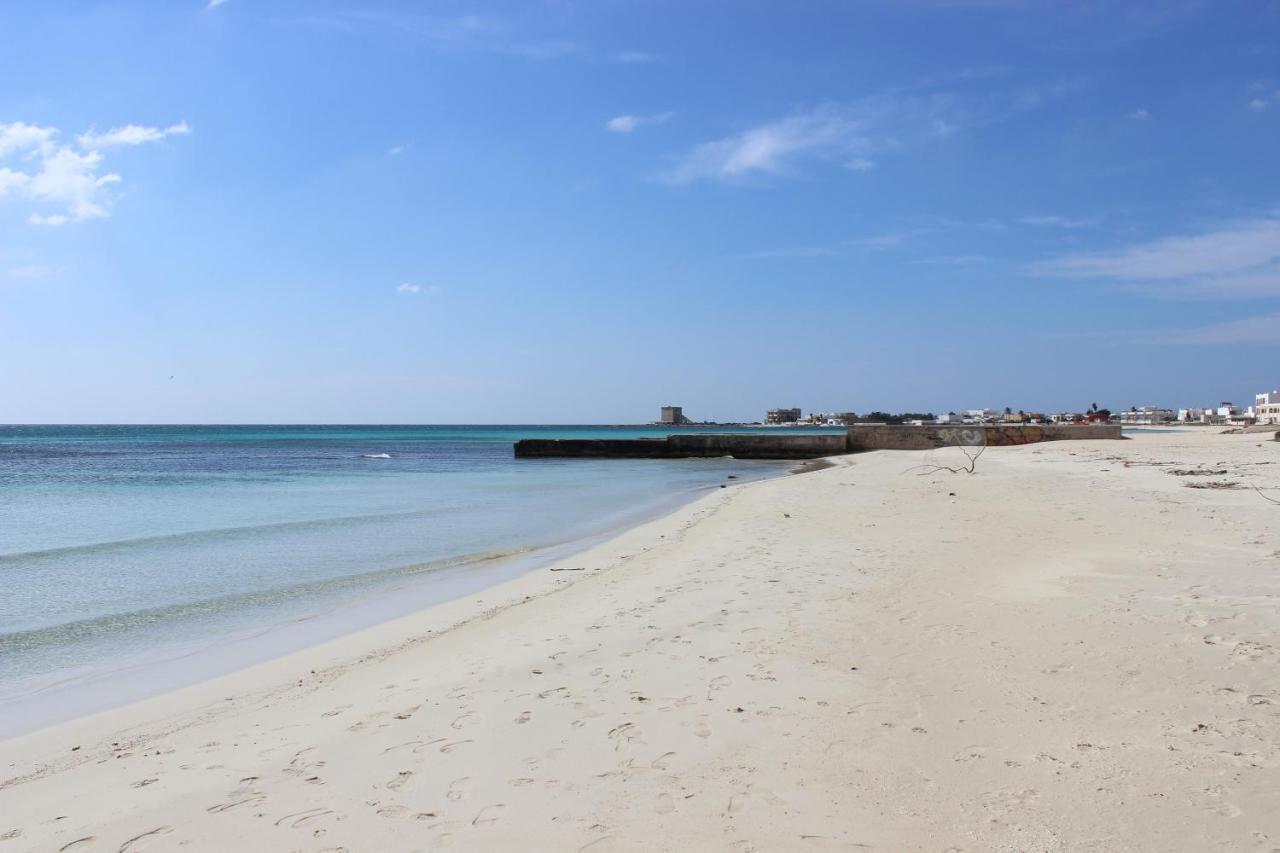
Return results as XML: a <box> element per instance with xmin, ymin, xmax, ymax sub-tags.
<box><xmin>361</xmin><ymin>453</ymin><xmax>391</xmax><ymax>459</ymax></box>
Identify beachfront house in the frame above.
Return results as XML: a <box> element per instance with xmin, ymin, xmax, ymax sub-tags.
<box><xmin>1118</xmin><ymin>406</ymin><xmax>1175</xmax><ymax>425</ymax></box>
<box><xmin>1256</xmin><ymin>390</ymin><xmax>1280</xmax><ymax>425</ymax></box>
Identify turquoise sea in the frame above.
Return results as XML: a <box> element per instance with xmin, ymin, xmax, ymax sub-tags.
<box><xmin>0</xmin><ymin>424</ymin><xmax>838</xmax><ymax>736</ymax></box>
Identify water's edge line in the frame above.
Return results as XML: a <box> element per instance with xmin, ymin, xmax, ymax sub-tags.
<box><xmin>0</xmin><ymin>458</ymin><xmax>824</xmax><ymax>746</ymax></box>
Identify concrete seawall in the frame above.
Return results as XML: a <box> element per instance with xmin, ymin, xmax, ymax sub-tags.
<box><xmin>513</xmin><ymin>425</ymin><xmax>1121</xmax><ymax>460</ymax></box>
<box><xmin>514</xmin><ymin>433</ymin><xmax>847</xmax><ymax>460</ymax></box>
<box><xmin>846</xmin><ymin>423</ymin><xmax>1121</xmax><ymax>451</ymax></box>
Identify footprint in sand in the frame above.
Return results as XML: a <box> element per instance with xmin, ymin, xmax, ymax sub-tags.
<box><xmin>693</xmin><ymin>716</ymin><xmax>712</xmax><ymax>739</ymax></box>
<box><xmin>387</xmin><ymin>770</ymin><xmax>414</xmax><ymax>790</ymax></box>
<box><xmin>377</xmin><ymin>804</ymin><xmax>433</xmax><ymax>820</ymax></box>
<box><xmin>706</xmin><ymin>675</ymin><xmax>731</xmax><ymax>701</ymax></box>
<box><xmin>274</xmin><ymin>808</ymin><xmax>335</xmax><ymax>830</ymax></box>
<box><xmin>439</xmin><ymin>739</ymin><xmax>473</xmax><ymax>753</ymax></box>
<box><xmin>953</xmin><ymin>745</ymin><xmax>987</xmax><ymax>762</ymax></box>
<box><xmin>471</xmin><ymin>804</ymin><xmax>505</xmax><ymax>826</ymax></box>
<box><xmin>607</xmin><ymin>722</ymin><xmax>641</xmax><ymax>750</ymax></box>
<box><xmin>447</xmin><ymin>777</ymin><xmax>472</xmax><ymax>801</ymax></box>
<box><xmin>117</xmin><ymin>826</ymin><xmax>174</xmax><ymax>852</ymax></box>
<box><xmin>515</xmin><ymin>711</ymin><xmax>532</xmax><ymax>724</ymax></box>
<box><xmin>57</xmin><ymin>838</ymin><xmax>95</xmax><ymax>852</ymax></box>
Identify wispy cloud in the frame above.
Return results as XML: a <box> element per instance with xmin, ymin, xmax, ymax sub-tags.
<box><xmin>914</xmin><ymin>254</ymin><xmax>992</xmax><ymax>266</ymax></box>
<box><xmin>1128</xmin><ymin>107</ymin><xmax>1151</xmax><ymax>120</ymax></box>
<box><xmin>845</xmin><ymin>157</ymin><xmax>877</xmax><ymax>171</ymax></box>
<box><xmin>615</xmin><ymin>50</ymin><xmax>661</xmax><ymax>64</ymax></box>
<box><xmin>206</xmin><ymin>0</ymin><xmax>228</xmax><ymax>9</ymax></box>
<box><xmin>663</xmin><ymin>79</ymin><xmax>1081</xmax><ymax>185</ymax></box>
<box><xmin>1164</xmin><ymin>312</ymin><xmax>1280</xmax><ymax>344</ymax></box>
<box><xmin>77</xmin><ymin>121</ymin><xmax>190</xmax><ymax>149</ymax></box>
<box><xmin>1033</xmin><ymin>216</ymin><xmax>1280</xmax><ymax>299</ymax></box>
<box><xmin>301</xmin><ymin>11</ymin><xmax>579</xmax><ymax>61</ymax></box>
<box><xmin>1020</xmin><ymin>214</ymin><xmax>1096</xmax><ymax>228</ymax></box>
<box><xmin>1248</xmin><ymin>88</ymin><xmax>1280</xmax><ymax>112</ymax></box>
<box><xmin>605</xmin><ymin>112</ymin><xmax>672</xmax><ymax>134</ymax></box>
<box><xmin>6</xmin><ymin>263</ymin><xmax>62</xmax><ymax>279</ymax></box>
<box><xmin>847</xmin><ymin>228</ymin><xmax>936</xmax><ymax>250</ymax></box>
<box><xmin>0</xmin><ymin>119</ymin><xmax>187</xmax><ymax>226</ymax></box>
<box><xmin>397</xmin><ymin>282</ymin><xmax>442</xmax><ymax>295</ymax></box>
<box><xmin>387</xmin><ymin>144</ymin><xmax>406</xmax><ymax>156</ymax></box>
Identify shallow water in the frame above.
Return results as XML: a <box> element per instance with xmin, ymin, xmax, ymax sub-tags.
<box><xmin>0</xmin><ymin>424</ymin><xmax>836</xmax><ymax>735</ymax></box>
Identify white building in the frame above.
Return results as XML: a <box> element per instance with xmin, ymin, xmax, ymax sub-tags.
<box><xmin>1177</xmin><ymin>407</ymin><xmax>1210</xmax><ymax>423</ymax></box>
<box><xmin>1118</xmin><ymin>406</ymin><xmax>1175</xmax><ymax>425</ymax></box>
<box><xmin>1257</xmin><ymin>390</ymin><xmax>1280</xmax><ymax>425</ymax></box>
<box><xmin>963</xmin><ymin>408</ymin><xmax>999</xmax><ymax>423</ymax></box>
<box><xmin>935</xmin><ymin>412</ymin><xmax>965</xmax><ymax>424</ymax></box>
<box><xmin>1216</xmin><ymin>402</ymin><xmax>1255</xmax><ymax>425</ymax></box>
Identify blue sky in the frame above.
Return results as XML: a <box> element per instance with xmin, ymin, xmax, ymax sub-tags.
<box><xmin>1</xmin><ymin>1</ymin><xmax>1278</xmax><ymax>423</ymax></box>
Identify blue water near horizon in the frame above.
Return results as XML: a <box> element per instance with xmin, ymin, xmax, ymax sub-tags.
<box><xmin>0</xmin><ymin>424</ymin><xmax>839</xmax><ymax>735</ymax></box>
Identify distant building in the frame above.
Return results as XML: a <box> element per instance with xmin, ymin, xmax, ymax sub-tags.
<box><xmin>805</xmin><ymin>411</ymin><xmax>858</xmax><ymax>426</ymax></box>
<box><xmin>765</xmin><ymin>407</ymin><xmax>803</xmax><ymax>425</ymax></box>
<box><xmin>659</xmin><ymin>405</ymin><xmax>689</xmax><ymax>425</ymax></box>
<box><xmin>963</xmin><ymin>408</ymin><xmax>999</xmax><ymax>424</ymax></box>
<box><xmin>1177</xmin><ymin>407</ymin><xmax>1210</xmax><ymax>423</ymax></box>
<box><xmin>1216</xmin><ymin>402</ymin><xmax>1254</xmax><ymax>425</ymax></box>
<box><xmin>1118</xmin><ymin>406</ymin><xmax>1175</xmax><ymax>425</ymax></box>
<box><xmin>935</xmin><ymin>412</ymin><xmax>965</xmax><ymax>424</ymax></box>
<box><xmin>1256</xmin><ymin>390</ymin><xmax>1280</xmax><ymax>425</ymax></box>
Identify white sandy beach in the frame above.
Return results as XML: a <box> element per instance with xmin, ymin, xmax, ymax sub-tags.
<box><xmin>2</xmin><ymin>429</ymin><xmax>1278</xmax><ymax>852</ymax></box>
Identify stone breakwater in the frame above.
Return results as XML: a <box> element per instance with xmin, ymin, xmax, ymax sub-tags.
<box><xmin>513</xmin><ymin>424</ymin><xmax>1122</xmax><ymax>459</ymax></box>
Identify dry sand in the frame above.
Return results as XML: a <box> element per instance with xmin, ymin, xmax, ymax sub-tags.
<box><xmin>2</xmin><ymin>429</ymin><xmax>1279</xmax><ymax>852</ymax></box>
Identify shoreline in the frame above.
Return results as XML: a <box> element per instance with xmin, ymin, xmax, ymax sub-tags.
<box><xmin>0</xmin><ymin>460</ymin><xmax>795</xmax><ymax>741</ymax></box>
<box><xmin>2</xmin><ymin>431</ymin><xmax>1278</xmax><ymax>850</ymax></box>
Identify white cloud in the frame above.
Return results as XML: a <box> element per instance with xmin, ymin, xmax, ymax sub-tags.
<box><xmin>1249</xmin><ymin>92</ymin><xmax>1280</xmax><ymax>111</ymax></box>
<box><xmin>388</xmin><ymin>144</ymin><xmax>405</xmax><ymax>155</ymax></box>
<box><xmin>77</xmin><ymin>121</ymin><xmax>190</xmax><ymax>149</ymax></box>
<box><xmin>0</xmin><ymin>122</ymin><xmax>56</xmax><ymax>157</ymax></box>
<box><xmin>666</xmin><ymin>109</ymin><xmax>855</xmax><ymax>183</ymax></box>
<box><xmin>845</xmin><ymin>157</ymin><xmax>877</xmax><ymax>171</ymax></box>
<box><xmin>0</xmin><ymin>167</ymin><xmax>31</xmax><ymax>197</ymax></box>
<box><xmin>1128</xmin><ymin>107</ymin><xmax>1151</xmax><ymax>120</ymax></box>
<box><xmin>848</xmin><ymin>231</ymin><xmax>923</xmax><ymax>250</ymax></box>
<box><xmin>206</xmin><ymin>0</ymin><xmax>228</xmax><ymax>8</ymax></box>
<box><xmin>606</xmin><ymin>112</ymin><xmax>673</xmax><ymax>134</ymax></box>
<box><xmin>396</xmin><ymin>282</ymin><xmax>442</xmax><ymax>295</ymax></box>
<box><xmin>664</xmin><ymin>80</ymin><xmax>1077</xmax><ymax>185</ymax></box>
<box><xmin>1034</xmin><ymin>216</ymin><xmax>1280</xmax><ymax>299</ymax></box>
<box><xmin>0</xmin><ymin>119</ymin><xmax>186</xmax><ymax>225</ymax></box>
<box><xmin>1020</xmin><ymin>214</ymin><xmax>1095</xmax><ymax>228</ymax></box>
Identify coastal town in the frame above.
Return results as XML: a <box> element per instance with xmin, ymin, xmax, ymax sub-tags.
<box><xmin>659</xmin><ymin>388</ymin><xmax>1280</xmax><ymax>430</ymax></box>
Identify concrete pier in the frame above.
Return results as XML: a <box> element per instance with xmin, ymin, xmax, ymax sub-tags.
<box><xmin>513</xmin><ymin>424</ymin><xmax>1121</xmax><ymax>460</ymax></box>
